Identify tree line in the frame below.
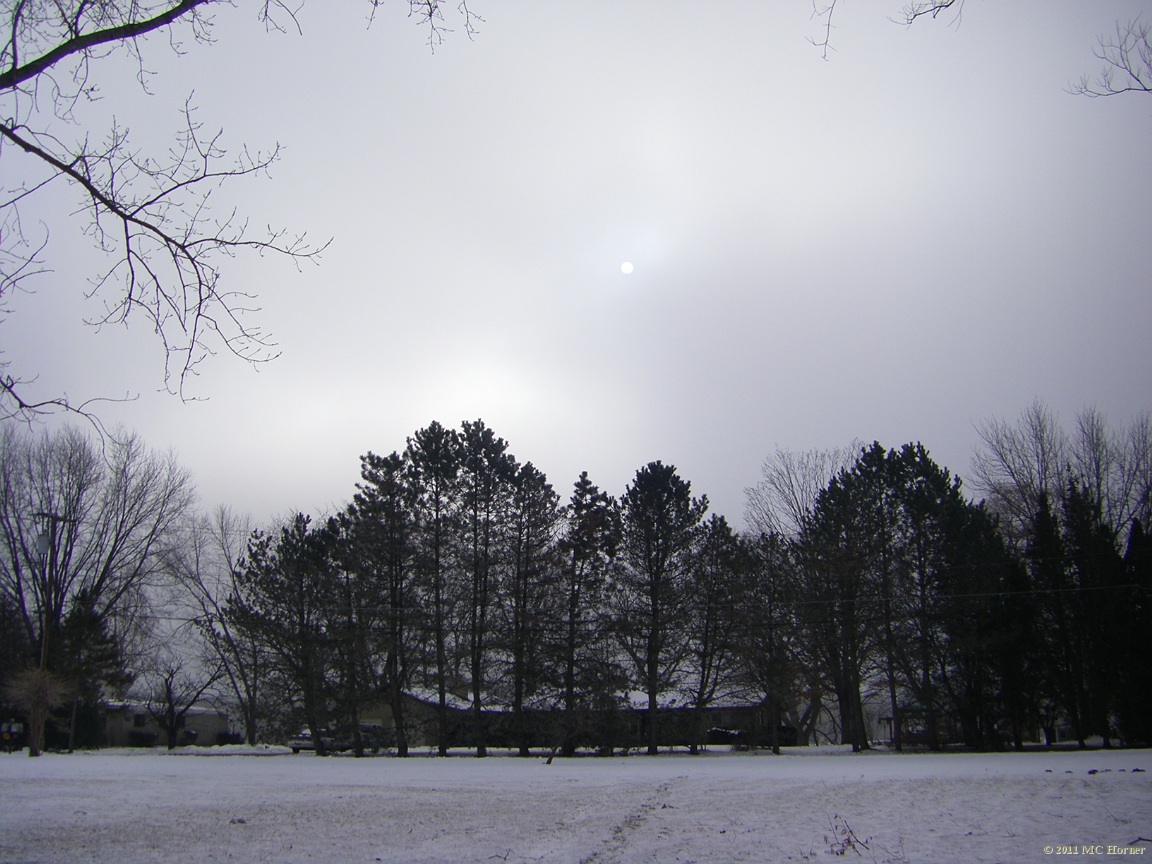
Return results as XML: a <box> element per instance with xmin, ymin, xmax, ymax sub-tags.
<box><xmin>1</xmin><ymin>403</ymin><xmax>1150</xmax><ymax>756</ymax></box>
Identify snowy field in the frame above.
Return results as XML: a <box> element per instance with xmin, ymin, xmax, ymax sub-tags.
<box><xmin>2</xmin><ymin>746</ymin><xmax>1150</xmax><ymax>864</ymax></box>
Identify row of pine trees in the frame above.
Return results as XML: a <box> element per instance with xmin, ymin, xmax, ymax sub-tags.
<box><xmin>212</xmin><ymin>417</ymin><xmax>1151</xmax><ymax>755</ymax></box>
<box><xmin>3</xmin><ymin>407</ymin><xmax>1149</xmax><ymax>755</ymax></box>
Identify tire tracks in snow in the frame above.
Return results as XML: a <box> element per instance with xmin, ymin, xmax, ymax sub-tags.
<box><xmin>579</xmin><ymin>775</ymin><xmax>685</xmax><ymax>864</ymax></box>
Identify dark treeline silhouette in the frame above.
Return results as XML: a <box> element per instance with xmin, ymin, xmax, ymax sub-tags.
<box><xmin>2</xmin><ymin>406</ymin><xmax>1149</xmax><ymax>755</ymax></box>
<box><xmin>220</xmin><ymin>414</ymin><xmax>1151</xmax><ymax>755</ymax></box>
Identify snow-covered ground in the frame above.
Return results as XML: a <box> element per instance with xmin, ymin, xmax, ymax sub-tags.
<box><xmin>2</xmin><ymin>745</ymin><xmax>1149</xmax><ymax>863</ymax></box>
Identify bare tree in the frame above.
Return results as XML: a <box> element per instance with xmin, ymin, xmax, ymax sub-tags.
<box><xmin>736</xmin><ymin>532</ymin><xmax>813</xmax><ymax>752</ymax></box>
<box><xmin>972</xmin><ymin>401</ymin><xmax>1152</xmax><ymax>547</ymax></box>
<box><xmin>166</xmin><ymin>506</ymin><xmax>271</xmax><ymax>745</ymax></box>
<box><xmin>1069</xmin><ymin>407</ymin><xmax>1152</xmax><ymax>536</ymax></box>
<box><xmin>138</xmin><ymin>647</ymin><xmax>223</xmax><ymax>749</ymax></box>
<box><xmin>2</xmin><ymin>667</ymin><xmax>69</xmax><ymax>756</ymax></box>
<box><xmin>971</xmin><ymin>401</ymin><xmax>1067</xmax><ymax>543</ymax></box>
<box><xmin>744</xmin><ymin>443</ymin><xmax>860</xmax><ymax>538</ymax></box>
<box><xmin>1070</xmin><ymin>18</ymin><xmax>1152</xmax><ymax>98</ymax></box>
<box><xmin>0</xmin><ymin>1</ymin><xmax>476</xmax><ymax>423</ymax></box>
<box><xmin>0</xmin><ymin>425</ymin><xmax>193</xmax><ymax>752</ymax></box>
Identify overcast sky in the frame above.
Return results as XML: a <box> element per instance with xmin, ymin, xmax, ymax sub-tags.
<box><xmin>9</xmin><ymin>0</ymin><xmax>1152</xmax><ymax>527</ymax></box>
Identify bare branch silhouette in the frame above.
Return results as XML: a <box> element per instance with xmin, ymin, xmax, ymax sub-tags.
<box><xmin>1</xmin><ymin>1</ymin><xmax>471</xmax><ymax>424</ymax></box>
<box><xmin>1070</xmin><ymin>18</ymin><xmax>1152</xmax><ymax>99</ymax></box>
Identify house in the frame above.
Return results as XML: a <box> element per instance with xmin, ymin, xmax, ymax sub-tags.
<box><xmin>102</xmin><ymin>701</ymin><xmax>232</xmax><ymax>748</ymax></box>
<box><xmin>360</xmin><ymin>690</ymin><xmax>796</xmax><ymax>752</ymax></box>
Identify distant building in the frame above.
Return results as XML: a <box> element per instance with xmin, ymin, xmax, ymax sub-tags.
<box><xmin>102</xmin><ymin>701</ymin><xmax>232</xmax><ymax>748</ymax></box>
<box><xmin>358</xmin><ymin>691</ymin><xmax>796</xmax><ymax>752</ymax></box>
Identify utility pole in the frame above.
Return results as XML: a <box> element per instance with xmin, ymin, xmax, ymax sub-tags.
<box><xmin>33</xmin><ymin>511</ymin><xmax>73</xmax><ymax>672</ymax></box>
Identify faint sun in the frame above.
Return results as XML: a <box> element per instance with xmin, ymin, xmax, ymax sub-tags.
<box><xmin>620</xmin><ymin>261</ymin><xmax>634</xmax><ymax>275</ymax></box>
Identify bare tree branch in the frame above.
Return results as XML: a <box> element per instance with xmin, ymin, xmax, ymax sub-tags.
<box><xmin>809</xmin><ymin>0</ymin><xmax>838</xmax><ymax>61</ymax></box>
<box><xmin>812</xmin><ymin>0</ymin><xmax>1151</xmax><ymax>108</ymax></box>
<box><xmin>0</xmin><ymin>372</ymin><xmax>128</xmax><ymax>440</ymax></box>
<box><xmin>897</xmin><ymin>1</ymin><xmax>962</xmax><ymax>27</ymax></box>
<box><xmin>1</xmin><ymin>107</ymin><xmax>328</xmax><ymax>397</ymax></box>
<box><xmin>810</xmin><ymin>0</ymin><xmax>962</xmax><ymax>59</ymax></box>
<box><xmin>1</xmin><ymin>1</ymin><xmax>474</xmax><ymax>425</ymax></box>
<box><xmin>384</xmin><ymin>0</ymin><xmax>482</xmax><ymax>49</ymax></box>
<box><xmin>0</xmin><ymin>0</ymin><xmax>214</xmax><ymax>93</ymax></box>
<box><xmin>744</xmin><ymin>442</ymin><xmax>861</xmax><ymax>537</ymax></box>
<box><xmin>1070</xmin><ymin>18</ymin><xmax>1152</xmax><ymax>98</ymax></box>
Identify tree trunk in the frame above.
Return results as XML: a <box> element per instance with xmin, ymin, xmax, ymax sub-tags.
<box><xmin>390</xmin><ymin>676</ymin><xmax>408</xmax><ymax>757</ymax></box>
<box><xmin>646</xmin><ymin>626</ymin><xmax>660</xmax><ymax>756</ymax></box>
<box><xmin>434</xmin><ymin>565</ymin><xmax>449</xmax><ymax>757</ymax></box>
<box><xmin>561</xmin><ymin>613</ymin><xmax>578</xmax><ymax>757</ymax></box>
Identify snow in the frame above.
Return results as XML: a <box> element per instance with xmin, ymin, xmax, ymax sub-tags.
<box><xmin>2</xmin><ymin>746</ymin><xmax>1150</xmax><ymax>863</ymax></box>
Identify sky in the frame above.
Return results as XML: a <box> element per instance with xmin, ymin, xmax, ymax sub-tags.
<box><xmin>7</xmin><ymin>0</ymin><xmax>1152</xmax><ymax>528</ymax></box>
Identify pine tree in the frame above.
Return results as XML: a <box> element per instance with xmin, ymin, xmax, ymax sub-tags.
<box><xmin>615</xmin><ymin>462</ymin><xmax>707</xmax><ymax>755</ymax></box>
<box><xmin>683</xmin><ymin>515</ymin><xmax>743</xmax><ymax>754</ymax></box>
<box><xmin>56</xmin><ymin>590</ymin><xmax>133</xmax><ymax>749</ymax></box>
<box><xmin>1061</xmin><ymin>481</ymin><xmax>1126</xmax><ymax>747</ymax></box>
<box><xmin>502</xmin><ymin>461</ymin><xmax>560</xmax><ymax>756</ymax></box>
<box><xmin>404</xmin><ymin>421</ymin><xmax>461</xmax><ymax>756</ymax></box>
<box><xmin>1116</xmin><ymin>520</ymin><xmax>1152</xmax><ymax>744</ymax></box>
<box><xmin>737</xmin><ymin>532</ymin><xmax>802</xmax><ymax>753</ymax></box>
<box><xmin>1027</xmin><ymin>493</ymin><xmax>1085</xmax><ymax>746</ymax></box>
<box><xmin>457</xmin><ymin>420</ymin><xmax>516</xmax><ymax>757</ymax></box>
<box><xmin>794</xmin><ymin>449</ymin><xmax>878</xmax><ymax>752</ymax></box>
<box><xmin>226</xmin><ymin>515</ymin><xmax>337</xmax><ymax>754</ymax></box>
<box><xmin>351</xmin><ymin>451</ymin><xmax>416</xmax><ymax>756</ymax></box>
<box><xmin>555</xmin><ymin>472</ymin><xmax>620</xmax><ymax>757</ymax></box>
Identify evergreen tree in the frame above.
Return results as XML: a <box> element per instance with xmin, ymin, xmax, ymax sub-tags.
<box><xmin>351</xmin><ymin>451</ymin><xmax>417</xmax><ymax>756</ymax></box>
<box><xmin>55</xmin><ymin>590</ymin><xmax>133</xmax><ymax>749</ymax></box>
<box><xmin>683</xmin><ymin>515</ymin><xmax>744</xmax><ymax>754</ymax></box>
<box><xmin>794</xmin><ymin>442</ymin><xmax>1002</xmax><ymax>750</ymax></box>
<box><xmin>615</xmin><ymin>461</ymin><xmax>707</xmax><ymax>755</ymax></box>
<box><xmin>226</xmin><ymin>515</ymin><xmax>337</xmax><ymax>754</ymax></box>
<box><xmin>736</xmin><ymin>532</ymin><xmax>804</xmax><ymax>752</ymax></box>
<box><xmin>932</xmin><ymin>501</ymin><xmax>1014</xmax><ymax>750</ymax></box>
<box><xmin>326</xmin><ymin>512</ymin><xmax>379</xmax><ymax>756</ymax></box>
<box><xmin>555</xmin><ymin>472</ymin><xmax>621</xmax><ymax>757</ymax></box>
<box><xmin>1027</xmin><ymin>493</ymin><xmax>1084</xmax><ymax>746</ymax></box>
<box><xmin>994</xmin><ymin>550</ymin><xmax>1040</xmax><ymax>751</ymax></box>
<box><xmin>456</xmin><ymin>420</ymin><xmax>516</xmax><ymax>756</ymax></box>
<box><xmin>0</xmin><ymin>591</ymin><xmax>34</xmax><ymax>722</ymax></box>
<box><xmin>1116</xmin><ymin>519</ymin><xmax>1152</xmax><ymax>744</ymax></box>
<box><xmin>1061</xmin><ymin>480</ymin><xmax>1126</xmax><ymax>747</ymax></box>
<box><xmin>404</xmin><ymin>421</ymin><xmax>461</xmax><ymax>756</ymax></box>
<box><xmin>501</xmin><ymin>461</ymin><xmax>560</xmax><ymax>756</ymax></box>
<box><xmin>794</xmin><ymin>452</ymin><xmax>877</xmax><ymax>752</ymax></box>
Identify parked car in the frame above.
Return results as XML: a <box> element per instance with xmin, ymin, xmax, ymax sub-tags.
<box><xmin>288</xmin><ymin>724</ymin><xmax>392</xmax><ymax>754</ymax></box>
<box><xmin>331</xmin><ymin>723</ymin><xmax>393</xmax><ymax>754</ymax></box>
<box><xmin>287</xmin><ymin>729</ymin><xmax>334</xmax><ymax>754</ymax></box>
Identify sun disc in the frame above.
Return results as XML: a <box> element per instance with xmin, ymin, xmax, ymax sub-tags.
<box><xmin>620</xmin><ymin>261</ymin><xmax>634</xmax><ymax>275</ymax></box>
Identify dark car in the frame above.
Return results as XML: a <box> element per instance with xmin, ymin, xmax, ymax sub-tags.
<box><xmin>288</xmin><ymin>723</ymin><xmax>392</xmax><ymax>754</ymax></box>
<box><xmin>332</xmin><ymin>723</ymin><xmax>393</xmax><ymax>754</ymax></box>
